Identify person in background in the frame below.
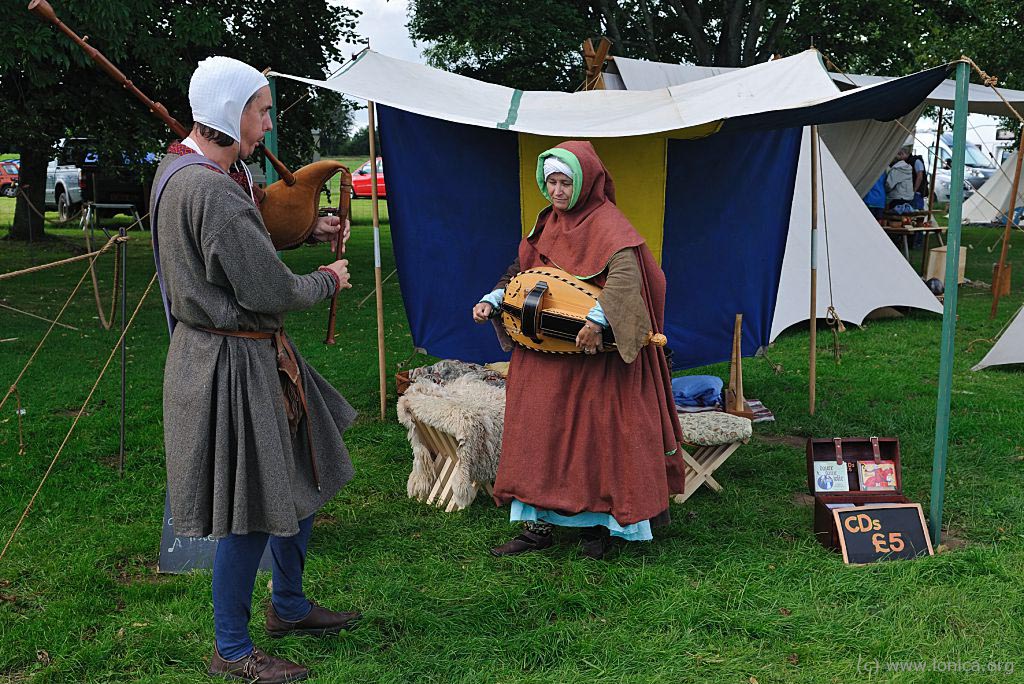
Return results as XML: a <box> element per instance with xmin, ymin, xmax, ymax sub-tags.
<box><xmin>863</xmin><ymin>171</ymin><xmax>887</xmax><ymax>220</ymax></box>
<box><xmin>908</xmin><ymin>147</ymin><xmax>928</xmax><ymax>210</ymax></box>
<box><xmin>885</xmin><ymin>148</ymin><xmax>915</xmax><ymax>212</ymax></box>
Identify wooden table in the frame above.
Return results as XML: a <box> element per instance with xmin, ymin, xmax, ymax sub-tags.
<box><xmin>882</xmin><ymin>224</ymin><xmax>947</xmax><ymax>275</ymax></box>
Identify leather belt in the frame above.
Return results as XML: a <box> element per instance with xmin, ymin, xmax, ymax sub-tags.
<box><xmin>197</xmin><ymin>326</ymin><xmax>322</xmax><ymax>492</ymax></box>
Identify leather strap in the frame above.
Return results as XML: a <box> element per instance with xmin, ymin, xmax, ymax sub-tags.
<box><xmin>198</xmin><ymin>325</ymin><xmax>322</xmax><ymax>492</ymax></box>
<box><xmin>197</xmin><ymin>327</ymin><xmax>273</xmax><ymax>340</ymax></box>
<box><xmin>151</xmin><ymin>154</ymin><xmax>228</xmax><ymax>337</ymax></box>
<box><xmin>833</xmin><ymin>437</ymin><xmax>843</xmax><ymax>465</ymax></box>
<box><xmin>870</xmin><ymin>436</ymin><xmax>881</xmax><ymax>463</ymax></box>
<box><xmin>521</xmin><ymin>280</ymin><xmax>549</xmax><ymax>344</ymax></box>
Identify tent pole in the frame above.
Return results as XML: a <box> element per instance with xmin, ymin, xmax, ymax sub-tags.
<box><xmin>990</xmin><ymin>126</ymin><xmax>1024</xmax><ymax>318</ymax></box>
<box><xmin>809</xmin><ymin>125</ymin><xmax>819</xmax><ymax>415</ymax></box>
<box><xmin>368</xmin><ymin>100</ymin><xmax>387</xmax><ymax>420</ymax></box>
<box><xmin>929</xmin><ymin>60</ymin><xmax>970</xmax><ymax>547</ymax></box>
<box><xmin>927</xmin><ymin>108</ymin><xmax>943</xmax><ymax>223</ymax></box>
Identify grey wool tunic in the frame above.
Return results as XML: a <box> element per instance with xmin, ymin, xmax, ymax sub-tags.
<box><xmin>152</xmin><ymin>153</ymin><xmax>356</xmax><ymax>538</ymax></box>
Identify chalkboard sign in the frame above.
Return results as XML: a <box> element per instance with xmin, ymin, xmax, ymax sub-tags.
<box><xmin>158</xmin><ymin>492</ymin><xmax>272</xmax><ymax>574</ymax></box>
<box><xmin>833</xmin><ymin>503</ymin><xmax>934</xmax><ymax>565</ymax></box>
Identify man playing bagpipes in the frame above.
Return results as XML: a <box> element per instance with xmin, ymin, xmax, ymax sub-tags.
<box><xmin>151</xmin><ymin>56</ymin><xmax>357</xmax><ymax>683</ymax></box>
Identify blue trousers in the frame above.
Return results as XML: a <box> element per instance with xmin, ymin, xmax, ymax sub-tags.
<box><xmin>212</xmin><ymin>515</ymin><xmax>314</xmax><ymax>661</ymax></box>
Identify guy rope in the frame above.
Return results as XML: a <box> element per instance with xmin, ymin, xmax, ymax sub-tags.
<box><xmin>0</xmin><ymin>273</ymin><xmax>158</xmax><ymax>565</ymax></box>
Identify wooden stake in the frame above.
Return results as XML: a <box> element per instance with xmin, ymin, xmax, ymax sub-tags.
<box><xmin>927</xmin><ymin>108</ymin><xmax>944</xmax><ymax>223</ymax></box>
<box><xmin>368</xmin><ymin>100</ymin><xmax>387</xmax><ymax>420</ymax></box>
<box><xmin>991</xmin><ymin>127</ymin><xmax>1024</xmax><ymax>318</ymax></box>
<box><xmin>809</xmin><ymin>125</ymin><xmax>819</xmax><ymax>416</ymax></box>
<box><xmin>732</xmin><ymin>314</ymin><xmax>743</xmax><ymax>412</ymax></box>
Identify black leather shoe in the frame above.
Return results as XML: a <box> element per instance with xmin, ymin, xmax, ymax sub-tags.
<box><xmin>489</xmin><ymin>529</ymin><xmax>553</xmax><ymax>556</ymax></box>
<box><xmin>208</xmin><ymin>645</ymin><xmax>308</xmax><ymax>683</ymax></box>
<box><xmin>265</xmin><ymin>600</ymin><xmax>361</xmax><ymax>638</ymax></box>
<box><xmin>580</xmin><ymin>526</ymin><xmax>612</xmax><ymax>560</ymax></box>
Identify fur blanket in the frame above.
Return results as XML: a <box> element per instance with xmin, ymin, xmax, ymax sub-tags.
<box><xmin>397</xmin><ymin>375</ymin><xmax>505</xmax><ymax>509</ymax></box>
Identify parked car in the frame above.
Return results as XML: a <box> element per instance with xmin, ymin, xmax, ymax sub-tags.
<box><xmin>45</xmin><ymin>138</ymin><xmax>156</xmax><ymax>222</ymax></box>
<box><xmin>931</xmin><ymin>167</ymin><xmax>974</xmax><ymax>204</ymax></box>
<box><xmin>0</xmin><ymin>160</ymin><xmax>19</xmax><ymax>197</ymax></box>
<box><xmin>351</xmin><ymin>157</ymin><xmax>386</xmax><ymax>198</ymax></box>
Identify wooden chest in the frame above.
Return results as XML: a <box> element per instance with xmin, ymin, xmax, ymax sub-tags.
<box><xmin>806</xmin><ymin>437</ymin><xmax>909</xmax><ymax>551</ymax></box>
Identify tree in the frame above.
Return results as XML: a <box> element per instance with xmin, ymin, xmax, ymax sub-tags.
<box><xmin>408</xmin><ymin>0</ymin><xmax>597</xmax><ymax>91</ymax></box>
<box><xmin>408</xmin><ymin>1</ymin><xmax>1021</xmax><ymax>93</ymax></box>
<box><xmin>0</xmin><ymin>0</ymin><xmax>359</xmax><ymax>241</ymax></box>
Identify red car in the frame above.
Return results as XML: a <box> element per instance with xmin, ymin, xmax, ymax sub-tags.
<box><xmin>351</xmin><ymin>157</ymin><xmax>386</xmax><ymax>199</ymax></box>
<box><xmin>0</xmin><ymin>160</ymin><xmax>19</xmax><ymax>197</ymax></box>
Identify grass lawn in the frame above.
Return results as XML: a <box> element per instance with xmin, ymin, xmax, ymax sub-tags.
<box><xmin>0</xmin><ymin>211</ymin><xmax>1022</xmax><ymax>683</ymax></box>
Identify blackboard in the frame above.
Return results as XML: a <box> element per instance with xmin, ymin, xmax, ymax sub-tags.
<box><xmin>833</xmin><ymin>503</ymin><xmax>933</xmax><ymax>565</ymax></box>
<box><xmin>158</xmin><ymin>492</ymin><xmax>272</xmax><ymax>574</ymax></box>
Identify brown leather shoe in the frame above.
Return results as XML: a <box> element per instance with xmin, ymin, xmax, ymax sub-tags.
<box><xmin>266</xmin><ymin>600</ymin><xmax>361</xmax><ymax>638</ymax></box>
<box><xmin>490</xmin><ymin>530</ymin><xmax>554</xmax><ymax>557</ymax></box>
<box><xmin>208</xmin><ymin>646</ymin><xmax>308</xmax><ymax>683</ymax></box>
<box><xmin>580</xmin><ymin>526</ymin><xmax>612</xmax><ymax>560</ymax></box>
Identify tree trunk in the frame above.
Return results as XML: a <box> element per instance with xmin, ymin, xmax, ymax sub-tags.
<box><xmin>8</xmin><ymin>145</ymin><xmax>50</xmax><ymax>242</ymax></box>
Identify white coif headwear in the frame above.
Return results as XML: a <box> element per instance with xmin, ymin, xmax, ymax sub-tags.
<box><xmin>543</xmin><ymin>156</ymin><xmax>574</xmax><ymax>181</ymax></box>
<box><xmin>189</xmin><ymin>56</ymin><xmax>268</xmax><ymax>144</ymax></box>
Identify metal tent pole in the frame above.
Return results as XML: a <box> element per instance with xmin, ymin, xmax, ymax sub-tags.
<box><xmin>929</xmin><ymin>60</ymin><xmax>970</xmax><ymax>546</ymax></box>
<box><xmin>809</xmin><ymin>125</ymin><xmax>819</xmax><ymax>415</ymax></box>
<box><xmin>118</xmin><ymin>224</ymin><xmax>127</xmax><ymax>476</ymax></box>
<box><xmin>265</xmin><ymin>75</ymin><xmax>279</xmax><ymax>186</ymax></box>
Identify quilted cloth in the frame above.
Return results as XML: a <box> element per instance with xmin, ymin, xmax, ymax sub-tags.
<box><xmin>677</xmin><ymin>411</ymin><xmax>752</xmax><ymax>446</ymax></box>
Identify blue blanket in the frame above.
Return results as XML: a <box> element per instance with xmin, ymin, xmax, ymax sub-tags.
<box><xmin>672</xmin><ymin>375</ymin><xmax>723</xmax><ymax>407</ymax></box>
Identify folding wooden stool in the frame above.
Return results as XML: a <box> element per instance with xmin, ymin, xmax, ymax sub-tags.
<box><xmin>413</xmin><ymin>419</ymin><xmax>494</xmax><ymax>512</ymax></box>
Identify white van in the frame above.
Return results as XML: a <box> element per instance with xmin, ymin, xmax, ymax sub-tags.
<box><xmin>912</xmin><ymin>128</ymin><xmax>996</xmax><ymax>190</ymax></box>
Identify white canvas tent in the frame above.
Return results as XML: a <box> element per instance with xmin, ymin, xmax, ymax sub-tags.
<box><xmin>962</xmin><ymin>150</ymin><xmax>1024</xmax><ymax>224</ymax></box>
<box><xmin>775</xmin><ymin>129</ymin><xmax>943</xmax><ymax>339</ymax></box>
<box><xmin>602</xmin><ymin>56</ymin><xmax>943</xmax><ymax>338</ymax></box>
<box><xmin>608</xmin><ymin>55</ymin><xmax>1024</xmax><ymax>194</ymax></box>
<box><xmin>972</xmin><ymin>305</ymin><xmax>1024</xmax><ymax>370</ymax></box>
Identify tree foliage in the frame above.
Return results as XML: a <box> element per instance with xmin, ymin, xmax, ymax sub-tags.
<box><xmin>0</xmin><ymin>0</ymin><xmax>359</xmax><ymax>240</ymax></box>
<box><xmin>408</xmin><ymin>0</ymin><xmax>1024</xmax><ymax>97</ymax></box>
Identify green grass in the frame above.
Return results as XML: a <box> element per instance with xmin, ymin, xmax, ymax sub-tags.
<box><xmin>1</xmin><ymin>217</ymin><xmax>1023</xmax><ymax>683</ymax></box>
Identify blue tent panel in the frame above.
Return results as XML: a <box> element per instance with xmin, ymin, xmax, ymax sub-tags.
<box><xmin>661</xmin><ymin>127</ymin><xmax>802</xmax><ymax>369</ymax></box>
<box><xmin>377</xmin><ymin>106</ymin><xmax>520</xmax><ymax>363</ymax></box>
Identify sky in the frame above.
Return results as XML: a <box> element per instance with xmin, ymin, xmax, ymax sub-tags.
<box><xmin>333</xmin><ymin>0</ymin><xmax>427</xmax><ymax>129</ymax></box>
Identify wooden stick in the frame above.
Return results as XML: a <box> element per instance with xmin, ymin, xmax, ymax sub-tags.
<box><xmin>990</xmin><ymin>127</ymin><xmax>1024</xmax><ymax>318</ymax></box>
<box><xmin>368</xmin><ymin>100</ymin><xmax>387</xmax><ymax>420</ymax></box>
<box><xmin>732</xmin><ymin>314</ymin><xmax>744</xmax><ymax>411</ymax></box>
<box><xmin>810</xmin><ymin>126</ymin><xmax>819</xmax><ymax>415</ymax></box>
<box><xmin>927</xmin><ymin>108</ymin><xmax>944</xmax><ymax>223</ymax></box>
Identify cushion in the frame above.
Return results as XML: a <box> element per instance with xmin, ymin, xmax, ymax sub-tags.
<box><xmin>677</xmin><ymin>411</ymin><xmax>752</xmax><ymax>446</ymax></box>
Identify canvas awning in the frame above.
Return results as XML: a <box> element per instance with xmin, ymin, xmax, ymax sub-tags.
<box><xmin>274</xmin><ymin>49</ymin><xmax>949</xmax><ymax>138</ymax></box>
<box><xmin>610</xmin><ymin>55</ymin><xmax>1024</xmax><ymax>117</ymax></box>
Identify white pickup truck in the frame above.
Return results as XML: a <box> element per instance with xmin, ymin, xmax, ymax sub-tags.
<box><xmin>45</xmin><ymin>155</ymin><xmax>83</xmax><ymax>222</ymax></box>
